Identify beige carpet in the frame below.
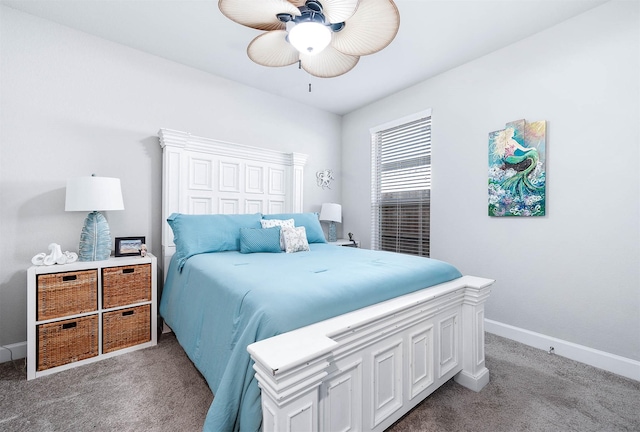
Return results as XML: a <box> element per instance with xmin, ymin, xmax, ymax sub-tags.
<box><xmin>1</xmin><ymin>333</ymin><xmax>638</xmax><ymax>431</ymax></box>
<box><xmin>387</xmin><ymin>335</ymin><xmax>640</xmax><ymax>432</ymax></box>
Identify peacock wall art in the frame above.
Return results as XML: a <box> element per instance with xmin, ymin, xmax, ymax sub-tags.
<box><xmin>488</xmin><ymin>119</ymin><xmax>547</xmax><ymax>217</ymax></box>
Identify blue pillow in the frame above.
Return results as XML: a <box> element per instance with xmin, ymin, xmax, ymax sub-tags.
<box><xmin>262</xmin><ymin>212</ymin><xmax>327</xmax><ymax>243</ymax></box>
<box><xmin>167</xmin><ymin>213</ymin><xmax>262</xmax><ymax>270</ymax></box>
<box><xmin>239</xmin><ymin>227</ymin><xmax>282</xmax><ymax>254</ymax></box>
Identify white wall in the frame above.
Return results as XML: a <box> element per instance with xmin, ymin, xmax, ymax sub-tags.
<box><xmin>0</xmin><ymin>7</ymin><xmax>342</xmax><ymax>346</ymax></box>
<box><xmin>342</xmin><ymin>1</ymin><xmax>640</xmax><ymax>361</ymax></box>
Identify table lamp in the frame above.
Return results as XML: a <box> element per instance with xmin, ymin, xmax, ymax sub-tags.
<box><xmin>319</xmin><ymin>203</ymin><xmax>342</xmax><ymax>242</ymax></box>
<box><xmin>65</xmin><ymin>175</ymin><xmax>124</xmax><ymax>261</ymax></box>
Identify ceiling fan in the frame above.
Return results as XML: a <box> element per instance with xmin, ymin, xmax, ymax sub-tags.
<box><xmin>218</xmin><ymin>0</ymin><xmax>400</xmax><ymax>78</ymax></box>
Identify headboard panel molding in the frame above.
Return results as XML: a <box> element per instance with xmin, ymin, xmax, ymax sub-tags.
<box><xmin>158</xmin><ymin>128</ymin><xmax>308</xmax><ymax>271</ymax></box>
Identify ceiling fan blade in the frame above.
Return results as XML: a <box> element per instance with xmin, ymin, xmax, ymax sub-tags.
<box><xmin>320</xmin><ymin>0</ymin><xmax>359</xmax><ymax>24</ymax></box>
<box><xmin>332</xmin><ymin>0</ymin><xmax>399</xmax><ymax>56</ymax></box>
<box><xmin>219</xmin><ymin>0</ymin><xmax>300</xmax><ymax>31</ymax></box>
<box><xmin>248</xmin><ymin>30</ymin><xmax>300</xmax><ymax>67</ymax></box>
<box><xmin>300</xmin><ymin>45</ymin><xmax>359</xmax><ymax>78</ymax></box>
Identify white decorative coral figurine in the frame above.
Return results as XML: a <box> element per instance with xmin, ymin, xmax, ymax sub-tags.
<box><xmin>43</xmin><ymin>243</ymin><xmax>64</xmax><ymax>265</ymax></box>
<box><xmin>31</xmin><ymin>253</ymin><xmax>46</xmax><ymax>266</ymax></box>
<box><xmin>64</xmin><ymin>251</ymin><xmax>78</xmax><ymax>263</ymax></box>
<box><xmin>31</xmin><ymin>243</ymin><xmax>78</xmax><ymax>266</ymax></box>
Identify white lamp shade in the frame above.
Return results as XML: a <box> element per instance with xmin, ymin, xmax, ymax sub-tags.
<box><xmin>320</xmin><ymin>203</ymin><xmax>342</xmax><ymax>223</ymax></box>
<box><xmin>65</xmin><ymin>176</ymin><xmax>124</xmax><ymax>212</ymax></box>
<box><xmin>289</xmin><ymin>22</ymin><xmax>332</xmax><ymax>55</ymax></box>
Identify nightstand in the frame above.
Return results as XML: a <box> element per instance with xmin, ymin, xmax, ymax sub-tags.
<box><xmin>26</xmin><ymin>254</ymin><xmax>157</xmax><ymax>380</ymax></box>
<box><xmin>329</xmin><ymin>238</ymin><xmax>360</xmax><ymax>248</ymax></box>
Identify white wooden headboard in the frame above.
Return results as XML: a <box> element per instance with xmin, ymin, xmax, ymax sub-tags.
<box><xmin>158</xmin><ymin>128</ymin><xmax>308</xmax><ymax>273</ymax></box>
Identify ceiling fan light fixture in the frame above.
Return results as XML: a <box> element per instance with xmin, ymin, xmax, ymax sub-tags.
<box><xmin>218</xmin><ymin>0</ymin><xmax>399</xmax><ymax>78</ymax></box>
<box><xmin>288</xmin><ymin>21</ymin><xmax>331</xmax><ymax>55</ymax></box>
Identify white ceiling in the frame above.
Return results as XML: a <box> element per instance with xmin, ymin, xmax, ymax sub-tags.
<box><xmin>2</xmin><ymin>0</ymin><xmax>607</xmax><ymax>115</ymax></box>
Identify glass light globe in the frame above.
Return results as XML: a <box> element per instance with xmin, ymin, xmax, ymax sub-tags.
<box><xmin>289</xmin><ymin>22</ymin><xmax>331</xmax><ymax>55</ymax></box>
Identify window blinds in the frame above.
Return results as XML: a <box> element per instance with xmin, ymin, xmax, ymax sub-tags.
<box><xmin>371</xmin><ymin>114</ymin><xmax>431</xmax><ymax>257</ymax></box>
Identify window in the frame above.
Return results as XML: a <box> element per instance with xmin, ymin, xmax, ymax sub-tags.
<box><xmin>371</xmin><ymin>110</ymin><xmax>431</xmax><ymax>257</ymax></box>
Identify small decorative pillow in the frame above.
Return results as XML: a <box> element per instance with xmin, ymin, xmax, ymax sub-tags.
<box><xmin>239</xmin><ymin>227</ymin><xmax>281</xmax><ymax>254</ymax></box>
<box><xmin>281</xmin><ymin>226</ymin><xmax>310</xmax><ymax>253</ymax></box>
<box><xmin>262</xmin><ymin>213</ymin><xmax>326</xmax><ymax>243</ymax></box>
<box><xmin>260</xmin><ymin>218</ymin><xmax>295</xmax><ymax>250</ymax></box>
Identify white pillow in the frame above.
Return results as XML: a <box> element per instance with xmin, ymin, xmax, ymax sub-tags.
<box><xmin>282</xmin><ymin>226</ymin><xmax>310</xmax><ymax>253</ymax></box>
<box><xmin>260</xmin><ymin>218</ymin><xmax>295</xmax><ymax>250</ymax></box>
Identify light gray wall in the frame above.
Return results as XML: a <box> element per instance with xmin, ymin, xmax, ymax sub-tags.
<box><xmin>342</xmin><ymin>1</ymin><xmax>639</xmax><ymax>361</ymax></box>
<box><xmin>0</xmin><ymin>7</ymin><xmax>342</xmax><ymax>346</ymax></box>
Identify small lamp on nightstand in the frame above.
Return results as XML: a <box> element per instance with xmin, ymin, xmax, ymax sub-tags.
<box><xmin>320</xmin><ymin>203</ymin><xmax>342</xmax><ymax>243</ymax></box>
<box><xmin>65</xmin><ymin>175</ymin><xmax>124</xmax><ymax>261</ymax></box>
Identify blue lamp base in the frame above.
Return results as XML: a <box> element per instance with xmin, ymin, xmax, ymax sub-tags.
<box><xmin>78</xmin><ymin>211</ymin><xmax>112</xmax><ymax>261</ymax></box>
<box><xmin>328</xmin><ymin>221</ymin><xmax>337</xmax><ymax>242</ymax></box>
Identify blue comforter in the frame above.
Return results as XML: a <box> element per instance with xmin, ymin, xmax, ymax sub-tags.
<box><xmin>159</xmin><ymin>243</ymin><xmax>462</xmax><ymax>432</ymax></box>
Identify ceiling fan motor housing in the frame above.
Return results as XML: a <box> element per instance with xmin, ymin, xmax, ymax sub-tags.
<box><xmin>277</xmin><ymin>1</ymin><xmax>344</xmax><ymax>31</ymax></box>
<box><xmin>281</xmin><ymin>2</ymin><xmax>324</xmax><ymax>24</ymax></box>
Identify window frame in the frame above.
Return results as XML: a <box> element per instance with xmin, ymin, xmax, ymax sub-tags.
<box><xmin>370</xmin><ymin>109</ymin><xmax>432</xmax><ymax>257</ymax></box>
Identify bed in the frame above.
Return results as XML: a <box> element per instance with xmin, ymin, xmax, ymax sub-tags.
<box><xmin>158</xmin><ymin>128</ymin><xmax>494</xmax><ymax>432</ymax></box>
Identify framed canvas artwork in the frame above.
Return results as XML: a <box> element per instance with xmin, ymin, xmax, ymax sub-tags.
<box><xmin>488</xmin><ymin>119</ymin><xmax>546</xmax><ymax>217</ymax></box>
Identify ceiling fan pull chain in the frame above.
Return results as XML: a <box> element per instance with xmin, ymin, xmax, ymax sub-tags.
<box><xmin>309</xmin><ymin>83</ymin><xmax>312</xmax><ymax>93</ymax></box>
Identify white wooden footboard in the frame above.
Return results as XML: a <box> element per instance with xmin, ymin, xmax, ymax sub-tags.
<box><xmin>248</xmin><ymin>275</ymin><xmax>493</xmax><ymax>432</ymax></box>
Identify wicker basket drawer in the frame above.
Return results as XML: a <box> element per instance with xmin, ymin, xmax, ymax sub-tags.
<box><xmin>37</xmin><ymin>315</ymin><xmax>98</xmax><ymax>371</ymax></box>
<box><xmin>103</xmin><ymin>304</ymin><xmax>151</xmax><ymax>353</ymax></box>
<box><xmin>102</xmin><ymin>264</ymin><xmax>151</xmax><ymax>309</ymax></box>
<box><xmin>37</xmin><ymin>270</ymin><xmax>98</xmax><ymax>321</ymax></box>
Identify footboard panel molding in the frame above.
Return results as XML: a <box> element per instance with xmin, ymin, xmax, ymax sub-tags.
<box><xmin>248</xmin><ymin>275</ymin><xmax>493</xmax><ymax>432</ymax></box>
<box><xmin>454</xmin><ymin>279</ymin><xmax>492</xmax><ymax>392</ymax></box>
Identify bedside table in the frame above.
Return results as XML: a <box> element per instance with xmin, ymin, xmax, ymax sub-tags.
<box><xmin>329</xmin><ymin>238</ymin><xmax>360</xmax><ymax>248</ymax></box>
<box><xmin>26</xmin><ymin>254</ymin><xmax>157</xmax><ymax>380</ymax></box>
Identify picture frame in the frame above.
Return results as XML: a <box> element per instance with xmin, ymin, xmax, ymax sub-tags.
<box><xmin>115</xmin><ymin>236</ymin><xmax>146</xmax><ymax>257</ymax></box>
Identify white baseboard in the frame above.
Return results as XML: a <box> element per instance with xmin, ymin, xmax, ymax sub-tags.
<box><xmin>0</xmin><ymin>341</ymin><xmax>27</xmax><ymax>363</ymax></box>
<box><xmin>485</xmin><ymin>319</ymin><xmax>640</xmax><ymax>382</ymax></box>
